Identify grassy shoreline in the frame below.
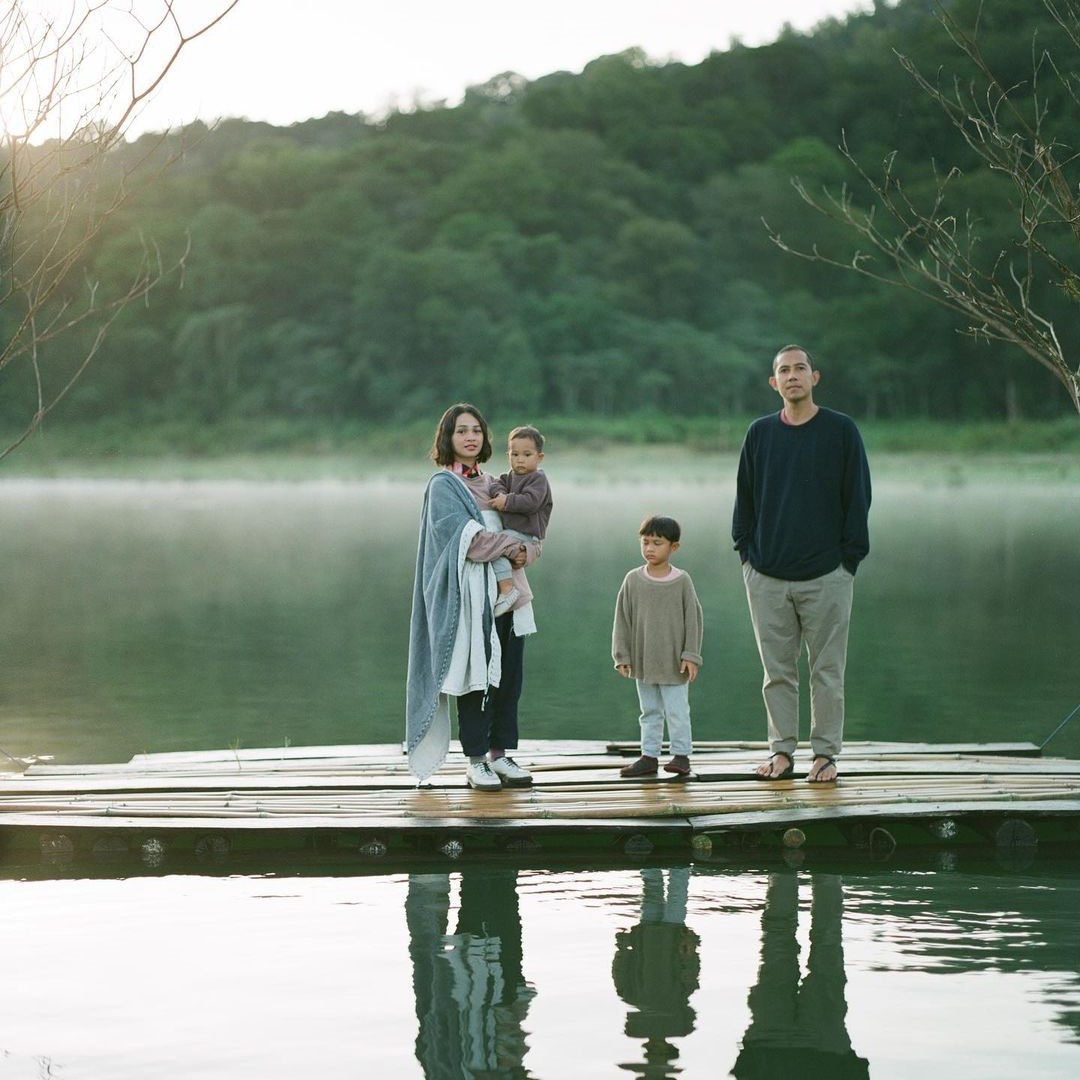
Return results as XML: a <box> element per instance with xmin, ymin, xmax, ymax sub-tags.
<box><xmin>1</xmin><ymin>416</ymin><xmax>1077</xmax><ymax>482</ymax></box>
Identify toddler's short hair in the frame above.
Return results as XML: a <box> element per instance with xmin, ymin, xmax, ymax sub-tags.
<box><xmin>508</xmin><ymin>425</ymin><xmax>544</xmax><ymax>451</ymax></box>
<box><xmin>638</xmin><ymin>515</ymin><xmax>681</xmax><ymax>543</ymax></box>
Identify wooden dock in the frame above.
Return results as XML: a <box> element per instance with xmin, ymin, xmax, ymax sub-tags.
<box><xmin>3</xmin><ymin>740</ymin><xmax>1080</xmax><ymax>868</ymax></box>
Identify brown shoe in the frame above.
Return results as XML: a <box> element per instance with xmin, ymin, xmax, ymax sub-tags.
<box><xmin>663</xmin><ymin>754</ymin><xmax>691</xmax><ymax>775</ymax></box>
<box><xmin>620</xmin><ymin>755</ymin><xmax>658</xmax><ymax>778</ymax></box>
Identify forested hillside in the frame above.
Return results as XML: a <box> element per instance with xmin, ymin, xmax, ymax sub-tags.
<box><xmin>5</xmin><ymin>0</ymin><xmax>1077</xmax><ymax>433</ymax></box>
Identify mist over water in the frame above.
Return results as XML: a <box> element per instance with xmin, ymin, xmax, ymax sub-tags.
<box><xmin>1</xmin><ymin>467</ymin><xmax>1077</xmax><ymax>764</ymax></box>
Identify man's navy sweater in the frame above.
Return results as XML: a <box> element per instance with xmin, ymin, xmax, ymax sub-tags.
<box><xmin>732</xmin><ymin>407</ymin><xmax>871</xmax><ymax>581</ymax></box>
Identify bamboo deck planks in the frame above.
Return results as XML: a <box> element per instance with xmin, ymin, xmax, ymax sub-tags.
<box><xmin>3</xmin><ymin>741</ymin><xmax>1080</xmax><ymax>856</ymax></box>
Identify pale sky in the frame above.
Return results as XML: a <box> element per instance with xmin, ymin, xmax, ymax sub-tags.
<box><xmin>121</xmin><ymin>0</ymin><xmax>874</xmax><ymax>136</ymax></box>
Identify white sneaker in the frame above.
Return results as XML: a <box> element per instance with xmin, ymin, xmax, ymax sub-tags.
<box><xmin>493</xmin><ymin>587</ymin><xmax>520</xmax><ymax>617</ymax></box>
<box><xmin>489</xmin><ymin>755</ymin><xmax>533</xmax><ymax>787</ymax></box>
<box><xmin>466</xmin><ymin>760</ymin><xmax>503</xmax><ymax>791</ymax></box>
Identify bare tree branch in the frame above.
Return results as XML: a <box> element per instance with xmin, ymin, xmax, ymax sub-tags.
<box><xmin>767</xmin><ymin>0</ymin><xmax>1080</xmax><ymax>414</ymax></box>
<box><xmin>0</xmin><ymin>1</ymin><xmax>238</xmax><ymax>458</ymax></box>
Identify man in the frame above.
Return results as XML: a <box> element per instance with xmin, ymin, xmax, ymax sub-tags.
<box><xmin>732</xmin><ymin>345</ymin><xmax>871</xmax><ymax>783</ymax></box>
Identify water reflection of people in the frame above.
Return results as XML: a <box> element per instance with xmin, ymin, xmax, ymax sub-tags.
<box><xmin>732</xmin><ymin>872</ymin><xmax>869</xmax><ymax>1079</ymax></box>
<box><xmin>612</xmin><ymin>866</ymin><xmax>700</xmax><ymax>1077</ymax></box>
<box><xmin>406</xmin><ymin>867</ymin><xmax>535</xmax><ymax>1079</ymax></box>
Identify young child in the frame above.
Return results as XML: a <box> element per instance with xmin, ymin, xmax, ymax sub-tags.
<box><xmin>488</xmin><ymin>426</ymin><xmax>553</xmax><ymax>617</ymax></box>
<box><xmin>612</xmin><ymin>515</ymin><xmax>704</xmax><ymax>777</ymax></box>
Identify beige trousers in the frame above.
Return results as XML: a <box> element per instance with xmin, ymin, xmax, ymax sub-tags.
<box><xmin>743</xmin><ymin>563</ymin><xmax>855</xmax><ymax>761</ymax></box>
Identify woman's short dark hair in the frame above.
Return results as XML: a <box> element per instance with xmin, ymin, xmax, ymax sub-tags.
<box><xmin>430</xmin><ymin>402</ymin><xmax>493</xmax><ymax>466</ymax></box>
<box><xmin>638</xmin><ymin>515</ymin><xmax>681</xmax><ymax>543</ymax></box>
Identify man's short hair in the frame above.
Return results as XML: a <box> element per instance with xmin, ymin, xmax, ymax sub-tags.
<box><xmin>772</xmin><ymin>344</ymin><xmax>815</xmax><ymax>372</ymax></box>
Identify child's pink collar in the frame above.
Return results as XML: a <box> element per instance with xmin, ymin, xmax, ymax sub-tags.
<box><xmin>640</xmin><ymin>564</ymin><xmax>682</xmax><ymax>581</ymax></box>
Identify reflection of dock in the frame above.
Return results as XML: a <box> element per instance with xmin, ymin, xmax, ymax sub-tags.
<box><xmin>3</xmin><ymin>740</ymin><xmax>1080</xmax><ymax>866</ymax></box>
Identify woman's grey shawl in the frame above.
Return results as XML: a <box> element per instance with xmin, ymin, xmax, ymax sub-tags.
<box><xmin>406</xmin><ymin>470</ymin><xmax>495</xmax><ymax>781</ymax></box>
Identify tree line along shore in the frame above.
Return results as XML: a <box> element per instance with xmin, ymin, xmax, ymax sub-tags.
<box><xmin>2</xmin><ymin>416</ymin><xmax>1076</xmax><ymax>482</ymax></box>
<box><xmin>3</xmin><ymin>0</ymin><xmax>1077</xmax><ymax>455</ymax></box>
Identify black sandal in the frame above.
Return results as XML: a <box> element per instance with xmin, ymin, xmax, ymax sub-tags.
<box><xmin>807</xmin><ymin>756</ymin><xmax>838</xmax><ymax>783</ymax></box>
<box><xmin>754</xmin><ymin>752</ymin><xmax>794</xmax><ymax>781</ymax></box>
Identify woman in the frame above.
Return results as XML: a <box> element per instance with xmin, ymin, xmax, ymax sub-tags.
<box><xmin>406</xmin><ymin>403</ymin><xmax>539</xmax><ymax>790</ymax></box>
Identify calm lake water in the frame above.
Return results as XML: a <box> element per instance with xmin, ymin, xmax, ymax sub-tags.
<box><xmin>1</xmin><ymin>462</ymin><xmax>1079</xmax><ymax>1077</ymax></box>
<box><xmin>2</xmin><ymin>859</ymin><xmax>1080</xmax><ymax>1078</ymax></box>
<box><xmin>1</xmin><ymin>466</ymin><xmax>1078</xmax><ymax>762</ymax></box>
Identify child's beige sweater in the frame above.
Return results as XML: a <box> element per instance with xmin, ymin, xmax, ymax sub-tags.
<box><xmin>612</xmin><ymin>567</ymin><xmax>704</xmax><ymax>685</ymax></box>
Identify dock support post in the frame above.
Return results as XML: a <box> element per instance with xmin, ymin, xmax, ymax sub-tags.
<box><xmin>993</xmin><ymin>818</ymin><xmax>1037</xmax><ymax>851</ymax></box>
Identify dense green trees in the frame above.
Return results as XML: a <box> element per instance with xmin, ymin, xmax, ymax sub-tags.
<box><xmin>16</xmin><ymin>0</ymin><xmax>1078</xmax><ymax>437</ymax></box>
